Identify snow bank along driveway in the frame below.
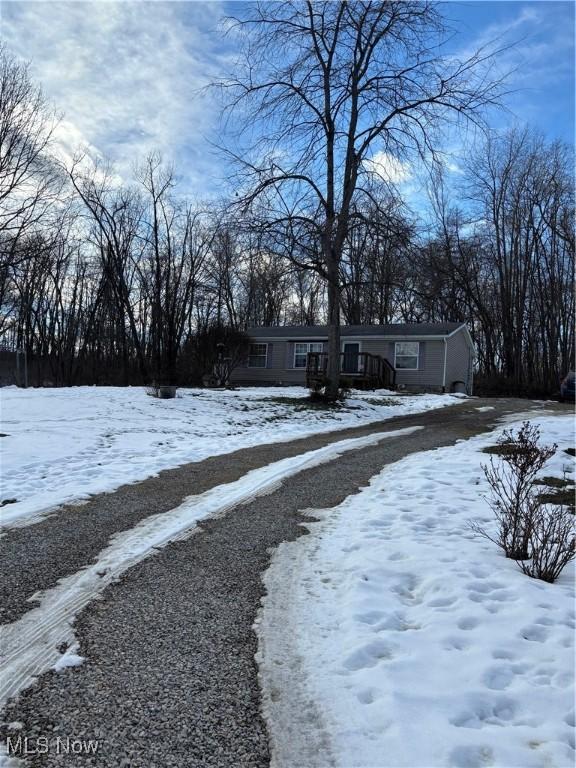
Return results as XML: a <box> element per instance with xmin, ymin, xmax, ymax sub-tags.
<box><xmin>0</xmin><ymin>386</ymin><xmax>461</xmax><ymax>527</ymax></box>
<box><xmin>260</xmin><ymin>415</ymin><xmax>575</xmax><ymax>768</ymax></box>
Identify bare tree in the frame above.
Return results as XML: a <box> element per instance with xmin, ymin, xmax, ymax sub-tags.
<box><xmin>137</xmin><ymin>154</ymin><xmax>215</xmax><ymax>384</ymax></box>
<box><xmin>463</xmin><ymin>129</ymin><xmax>574</xmax><ymax>393</ymax></box>
<box><xmin>0</xmin><ymin>44</ymin><xmax>65</xmax><ymax>343</ymax></box>
<box><xmin>219</xmin><ymin>0</ymin><xmax>508</xmax><ymax>398</ymax></box>
<box><xmin>340</xmin><ymin>197</ymin><xmax>413</xmax><ymax>324</ymax></box>
<box><xmin>6</xmin><ymin>19</ymin><xmax>570</xmax><ymax>397</ymax></box>
<box><xmin>67</xmin><ymin>157</ymin><xmax>149</xmax><ymax>381</ymax></box>
<box><xmin>0</xmin><ymin>44</ymin><xmax>61</xmax><ymax>265</ymax></box>
<box><xmin>287</xmin><ymin>268</ymin><xmax>325</xmax><ymax>325</ymax></box>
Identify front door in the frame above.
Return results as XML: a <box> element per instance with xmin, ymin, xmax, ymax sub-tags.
<box><xmin>342</xmin><ymin>342</ymin><xmax>360</xmax><ymax>374</ymax></box>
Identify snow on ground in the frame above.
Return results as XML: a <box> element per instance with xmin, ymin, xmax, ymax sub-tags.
<box><xmin>0</xmin><ymin>426</ymin><xmax>420</xmax><ymax>711</ymax></box>
<box><xmin>0</xmin><ymin>385</ymin><xmax>460</xmax><ymax>527</ymax></box>
<box><xmin>259</xmin><ymin>415</ymin><xmax>575</xmax><ymax>768</ymax></box>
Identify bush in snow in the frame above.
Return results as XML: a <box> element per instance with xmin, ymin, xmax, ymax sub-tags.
<box><xmin>472</xmin><ymin>422</ymin><xmax>574</xmax><ymax>582</ymax></box>
<box><xmin>517</xmin><ymin>503</ymin><xmax>575</xmax><ymax>583</ymax></box>
<box><xmin>474</xmin><ymin>422</ymin><xmax>556</xmax><ymax>560</ymax></box>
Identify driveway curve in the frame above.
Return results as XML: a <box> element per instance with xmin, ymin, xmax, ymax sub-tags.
<box><xmin>0</xmin><ymin>398</ymin><xmax>568</xmax><ymax>767</ymax></box>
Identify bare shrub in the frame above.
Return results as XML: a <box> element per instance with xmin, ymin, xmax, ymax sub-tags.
<box><xmin>471</xmin><ymin>422</ymin><xmax>556</xmax><ymax>559</ymax></box>
<box><xmin>518</xmin><ymin>505</ymin><xmax>575</xmax><ymax>583</ymax></box>
<box><xmin>472</xmin><ymin>421</ymin><xmax>575</xmax><ymax>582</ymax></box>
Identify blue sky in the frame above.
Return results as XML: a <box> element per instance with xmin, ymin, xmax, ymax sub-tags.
<box><xmin>446</xmin><ymin>1</ymin><xmax>574</xmax><ymax>143</ymax></box>
<box><xmin>1</xmin><ymin>1</ymin><xmax>573</xmax><ymax>197</ymax></box>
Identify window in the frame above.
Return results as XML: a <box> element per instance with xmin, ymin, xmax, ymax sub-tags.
<box><xmin>294</xmin><ymin>342</ymin><xmax>323</xmax><ymax>368</ymax></box>
<box><xmin>248</xmin><ymin>343</ymin><xmax>267</xmax><ymax>368</ymax></box>
<box><xmin>395</xmin><ymin>341</ymin><xmax>419</xmax><ymax>370</ymax></box>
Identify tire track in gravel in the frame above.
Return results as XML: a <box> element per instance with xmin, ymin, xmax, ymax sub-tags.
<box><xmin>1</xmin><ymin>398</ymin><xmax>565</xmax><ymax>768</ymax></box>
<box><xmin>0</xmin><ymin>428</ymin><xmax>421</xmax><ymax>713</ymax></box>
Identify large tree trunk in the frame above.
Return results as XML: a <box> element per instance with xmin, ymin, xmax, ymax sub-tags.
<box><xmin>326</xmin><ymin>259</ymin><xmax>341</xmax><ymax>400</ymax></box>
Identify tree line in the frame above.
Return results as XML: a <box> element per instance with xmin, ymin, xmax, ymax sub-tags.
<box><xmin>0</xmin><ymin>4</ymin><xmax>573</xmax><ymax>396</ymax></box>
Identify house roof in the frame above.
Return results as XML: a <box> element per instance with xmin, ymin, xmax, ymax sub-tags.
<box><xmin>247</xmin><ymin>323</ymin><xmax>466</xmax><ymax>339</ymax></box>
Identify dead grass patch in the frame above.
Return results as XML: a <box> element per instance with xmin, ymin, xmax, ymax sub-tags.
<box><xmin>361</xmin><ymin>397</ymin><xmax>400</xmax><ymax>406</ymax></box>
<box><xmin>262</xmin><ymin>396</ymin><xmax>349</xmax><ymax>411</ymax></box>
<box><xmin>482</xmin><ymin>442</ymin><xmax>533</xmax><ymax>457</ymax></box>
<box><xmin>535</xmin><ymin>488</ymin><xmax>575</xmax><ymax>511</ymax></box>
<box><xmin>533</xmin><ymin>476</ymin><xmax>572</xmax><ymax>489</ymax></box>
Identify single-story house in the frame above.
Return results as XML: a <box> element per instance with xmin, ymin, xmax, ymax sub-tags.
<box><xmin>230</xmin><ymin>323</ymin><xmax>475</xmax><ymax>393</ymax></box>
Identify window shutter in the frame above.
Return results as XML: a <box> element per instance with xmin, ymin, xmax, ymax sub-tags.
<box><xmin>285</xmin><ymin>342</ymin><xmax>293</xmax><ymax>368</ymax></box>
<box><xmin>267</xmin><ymin>343</ymin><xmax>274</xmax><ymax>368</ymax></box>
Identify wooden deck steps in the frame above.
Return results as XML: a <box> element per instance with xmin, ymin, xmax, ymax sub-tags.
<box><xmin>305</xmin><ymin>351</ymin><xmax>396</xmax><ymax>391</ymax></box>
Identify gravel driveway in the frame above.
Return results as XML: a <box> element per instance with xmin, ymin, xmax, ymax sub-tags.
<box><xmin>0</xmin><ymin>398</ymin><xmax>568</xmax><ymax>767</ymax></box>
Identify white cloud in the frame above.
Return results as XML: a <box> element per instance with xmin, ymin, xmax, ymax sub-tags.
<box><xmin>1</xmin><ymin>0</ymin><xmax>229</xmax><ymax>192</ymax></box>
<box><xmin>365</xmin><ymin>151</ymin><xmax>412</xmax><ymax>185</ymax></box>
<box><xmin>1</xmin><ymin>1</ymin><xmax>570</xmax><ymax>200</ymax></box>
<box><xmin>445</xmin><ymin>161</ymin><xmax>462</xmax><ymax>174</ymax></box>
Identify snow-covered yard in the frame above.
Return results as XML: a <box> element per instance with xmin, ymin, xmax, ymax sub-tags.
<box><xmin>259</xmin><ymin>414</ymin><xmax>575</xmax><ymax>768</ymax></box>
<box><xmin>0</xmin><ymin>385</ymin><xmax>461</xmax><ymax>527</ymax></box>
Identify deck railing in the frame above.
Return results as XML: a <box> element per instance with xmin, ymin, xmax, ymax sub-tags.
<box><xmin>306</xmin><ymin>351</ymin><xmax>396</xmax><ymax>390</ymax></box>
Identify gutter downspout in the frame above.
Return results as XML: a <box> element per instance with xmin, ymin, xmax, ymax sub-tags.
<box><xmin>442</xmin><ymin>338</ymin><xmax>448</xmax><ymax>393</ymax></box>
